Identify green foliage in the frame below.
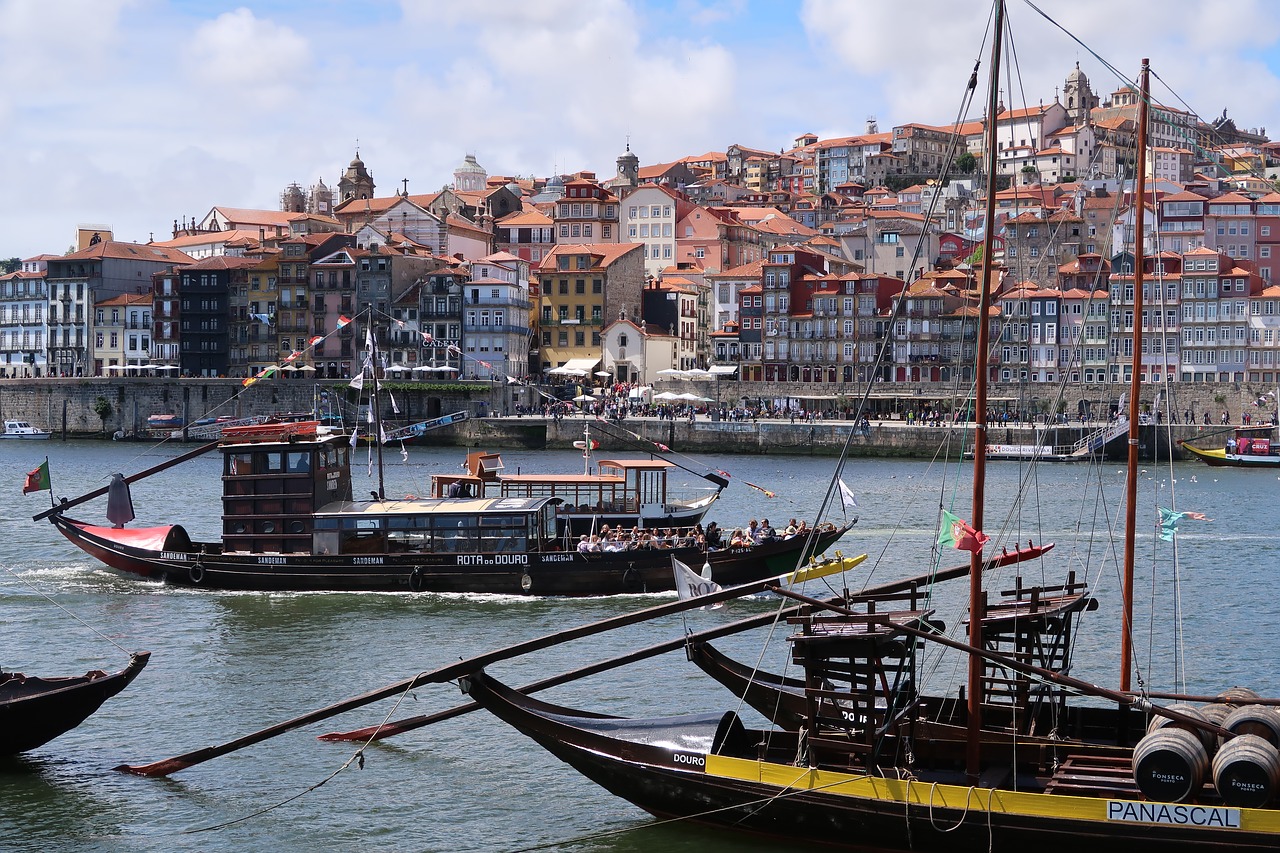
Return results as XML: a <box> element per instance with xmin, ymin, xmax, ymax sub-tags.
<box><xmin>92</xmin><ymin>396</ymin><xmax>113</xmax><ymax>432</ymax></box>
<box><xmin>1</xmin><ymin>258</ymin><xmax>19</xmax><ymax>275</ymax></box>
<box><xmin>955</xmin><ymin>152</ymin><xmax>977</xmax><ymax>174</ymax></box>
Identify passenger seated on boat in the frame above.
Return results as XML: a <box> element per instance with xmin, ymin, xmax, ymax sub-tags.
<box><xmin>447</xmin><ymin>481</ymin><xmax>462</xmax><ymax>498</ymax></box>
<box><xmin>758</xmin><ymin>519</ymin><xmax>775</xmax><ymax>542</ymax></box>
<box><xmin>729</xmin><ymin>529</ymin><xmax>746</xmax><ymax>547</ymax></box>
<box><xmin>587</xmin><ymin>535</ymin><xmax>602</xmax><ymax>552</ymax></box>
<box><xmin>577</xmin><ymin>535</ymin><xmax>591</xmax><ymax>553</ymax></box>
<box><xmin>783</xmin><ymin>525</ymin><xmax>797</xmax><ymax>538</ymax></box>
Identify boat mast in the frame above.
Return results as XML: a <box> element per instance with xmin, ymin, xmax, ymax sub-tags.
<box><xmin>1119</xmin><ymin>59</ymin><xmax>1151</xmax><ymax>693</ymax></box>
<box><xmin>966</xmin><ymin>0</ymin><xmax>1005</xmax><ymax>782</ymax></box>
<box><xmin>369</xmin><ymin>318</ymin><xmax>387</xmax><ymax>501</ymax></box>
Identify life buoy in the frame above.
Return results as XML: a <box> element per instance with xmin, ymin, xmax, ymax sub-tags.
<box><xmin>189</xmin><ymin>564</ymin><xmax>206</xmax><ymax>585</ymax></box>
<box><xmin>409</xmin><ymin>566</ymin><xmax>426</xmax><ymax>593</ymax></box>
<box><xmin>622</xmin><ymin>567</ymin><xmax>641</xmax><ymax>590</ymax></box>
<box><xmin>520</xmin><ymin>573</ymin><xmax>533</xmax><ymax>592</ymax></box>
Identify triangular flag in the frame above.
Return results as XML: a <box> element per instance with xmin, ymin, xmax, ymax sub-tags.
<box><xmin>348</xmin><ymin>373</ymin><xmax>365</xmax><ymax>391</ymax></box>
<box><xmin>838</xmin><ymin>479</ymin><xmax>859</xmax><ymax>512</ymax></box>
<box><xmin>336</xmin><ymin>315</ymin><xmax>352</xmax><ymax>329</ymax></box>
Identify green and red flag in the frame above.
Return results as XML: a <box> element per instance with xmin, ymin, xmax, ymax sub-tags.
<box><xmin>938</xmin><ymin>509</ymin><xmax>989</xmax><ymax>554</ymax></box>
<box><xmin>22</xmin><ymin>459</ymin><xmax>50</xmax><ymax>495</ymax></box>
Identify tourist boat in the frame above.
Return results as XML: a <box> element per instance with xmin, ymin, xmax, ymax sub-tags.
<box><xmin>39</xmin><ymin>420</ymin><xmax>845</xmax><ymax>595</ymax></box>
<box><xmin>430</xmin><ymin>425</ymin><xmax>726</xmax><ymax>537</ymax></box>
<box><xmin>1</xmin><ymin>419</ymin><xmax>51</xmax><ymax>440</ymax></box>
<box><xmin>0</xmin><ymin>652</ymin><xmax>150</xmax><ymax>754</ymax></box>
<box><xmin>457</xmin><ymin>22</ymin><xmax>1280</xmax><ymax>850</ymax></box>
<box><xmin>1180</xmin><ymin>424</ymin><xmax>1280</xmax><ymax>468</ymax></box>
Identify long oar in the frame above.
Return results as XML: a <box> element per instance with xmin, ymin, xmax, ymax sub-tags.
<box><xmin>114</xmin><ymin>559</ymin><xmax>854</xmax><ymax>777</ymax></box>
<box><xmin>318</xmin><ymin>543</ymin><xmax>1053</xmax><ymax>742</ymax></box>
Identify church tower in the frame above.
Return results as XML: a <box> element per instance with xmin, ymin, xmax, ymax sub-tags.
<box><xmin>1063</xmin><ymin>62</ymin><xmax>1098</xmax><ymax>125</ymax></box>
<box><xmin>453</xmin><ymin>153</ymin><xmax>488</xmax><ymax>192</ymax></box>
<box><xmin>338</xmin><ymin>152</ymin><xmax>375</xmax><ymax>202</ymax></box>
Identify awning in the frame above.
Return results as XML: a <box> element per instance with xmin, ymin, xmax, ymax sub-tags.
<box><xmin>708</xmin><ymin>364</ymin><xmax>738</xmax><ymax>375</ymax></box>
<box><xmin>549</xmin><ymin>358</ymin><xmax>600</xmax><ymax>375</ymax></box>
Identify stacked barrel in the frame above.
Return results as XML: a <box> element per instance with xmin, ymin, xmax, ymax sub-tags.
<box><xmin>1132</xmin><ymin>688</ymin><xmax>1280</xmax><ymax>806</ymax></box>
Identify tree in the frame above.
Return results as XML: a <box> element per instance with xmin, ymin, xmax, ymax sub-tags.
<box><xmin>955</xmin><ymin>152</ymin><xmax>977</xmax><ymax>174</ymax></box>
<box><xmin>1</xmin><ymin>258</ymin><xmax>20</xmax><ymax>274</ymax></box>
<box><xmin>92</xmin><ymin>396</ymin><xmax>114</xmax><ymax>435</ymax></box>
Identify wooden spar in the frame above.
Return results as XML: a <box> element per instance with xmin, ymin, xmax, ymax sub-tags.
<box><xmin>113</xmin><ymin>567</ymin><xmax>836</xmax><ymax>776</ymax></box>
<box><xmin>967</xmin><ymin>0</ymin><xmax>1005</xmax><ymax>784</ymax></box>
<box><xmin>32</xmin><ymin>441</ymin><xmax>221</xmax><ymax>522</ymax></box>
<box><xmin>316</xmin><ymin>543</ymin><xmax>1054</xmax><ymax>743</ymax></box>
<box><xmin>769</xmin><ymin>585</ymin><xmax>1236</xmax><ymax>741</ymax></box>
<box><xmin>367</xmin><ymin>312</ymin><xmax>386</xmax><ymax>499</ymax></box>
<box><xmin>1119</xmin><ymin>59</ymin><xmax>1151</xmax><ymax>694</ymax></box>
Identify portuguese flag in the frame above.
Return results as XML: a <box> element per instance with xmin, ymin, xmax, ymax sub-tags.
<box><xmin>23</xmin><ymin>459</ymin><xmax>50</xmax><ymax>495</ymax></box>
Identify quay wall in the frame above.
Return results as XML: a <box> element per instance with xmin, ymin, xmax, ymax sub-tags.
<box><xmin>0</xmin><ymin>377</ymin><xmax>1264</xmax><ymax>460</ymax></box>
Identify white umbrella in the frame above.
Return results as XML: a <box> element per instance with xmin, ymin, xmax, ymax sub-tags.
<box><xmin>147</xmin><ymin>363</ymin><xmax>179</xmax><ymax>371</ymax></box>
<box><xmin>279</xmin><ymin>364</ymin><xmax>298</xmax><ymax>372</ymax></box>
<box><xmin>676</xmin><ymin>392</ymin><xmax>701</xmax><ymax>401</ymax></box>
<box><xmin>411</xmin><ymin>365</ymin><xmax>434</xmax><ymax>372</ymax></box>
<box><xmin>684</xmin><ymin>368</ymin><xmax>713</xmax><ymax>380</ymax></box>
<box><xmin>296</xmin><ymin>364</ymin><xmax>316</xmax><ymax>372</ymax></box>
<box><xmin>656</xmin><ymin>368</ymin><xmax>685</xmax><ymax>377</ymax></box>
<box><xmin>696</xmin><ymin>395</ymin><xmax>715</xmax><ymax>402</ymax></box>
<box><xmin>653</xmin><ymin>391</ymin><xmax>681</xmax><ymax>401</ymax></box>
<box><xmin>573</xmin><ymin>394</ymin><xmax>596</xmax><ymax>402</ymax></box>
<box><xmin>594</xmin><ymin>371</ymin><xmax>611</xmax><ymax>377</ymax></box>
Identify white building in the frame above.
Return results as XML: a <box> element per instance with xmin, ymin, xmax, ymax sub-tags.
<box><xmin>0</xmin><ymin>255</ymin><xmax>53</xmax><ymax>377</ymax></box>
<box><xmin>622</xmin><ymin>185</ymin><xmax>687</xmax><ymax>279</ymax></box>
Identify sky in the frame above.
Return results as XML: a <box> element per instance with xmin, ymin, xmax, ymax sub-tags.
<box><xmin>4</xmin><ymin>0</ymin><xmax>1280</xmax><ymax>260</ymax></box>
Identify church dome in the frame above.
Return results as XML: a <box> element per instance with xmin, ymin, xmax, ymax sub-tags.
<box><xmin>457</xmin><ymin>153</ymin><xmax>486</xmax><ymax>173</ymax></box>
<box><xmin>1066</xmin><ymin>62</ymin><xmax>1088</xmax><ymax>84</ymax></box>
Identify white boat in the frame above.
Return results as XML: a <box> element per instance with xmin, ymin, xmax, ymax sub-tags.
<box><xmin>1</xmin><ymin>420</ymin><xmax>51</xmax><ymax>440</ymax></box>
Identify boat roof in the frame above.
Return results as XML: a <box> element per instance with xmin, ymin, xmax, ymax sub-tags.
<box><xmin>502</xmin><ymin>472</ymin><xmax>626</xmax><ymax>485</ymax></box>
<box><xmin>315</xmin><ymin>495</ymin><xmax>557</xmax><ymax>516</ymax></box>
<box><xmin>597</xmin><ymin>459</ymin><xmax>673</xmax><ymax>470</ymax></box>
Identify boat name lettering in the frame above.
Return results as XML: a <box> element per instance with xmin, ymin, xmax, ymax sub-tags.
<box><xmin>161</xmin><ymin>551</ymin><xmax>188</xmax><ymax>561</ymax></box>
<box><xmin>1106</xmin><ymin>801</ymin><xmax>1240</xmax><ymax>828</ymax></box>
<box><xmin>257</xmin><ymin>556</ymin><xmax>287</xmax><ymax>565</ymax></box>
<box><xmin>456</xmin><ymin>554</ymin><xmax>529</xmax><ymax>566</ymax></box>
<box><xmin>353</xmin><ymin>557</ymin><xmax>384</xmax><ymax>565</ymax></box>
<box><xmin>541</xmin><ymin>554</ymin><xmax>573</xmax><ymax>563</ymax></box>
<box><xmin>671</xmin><ymin>751</ymin><xmax>705</xmax><ymax>769</ymax></box>
<box><xmin>838</xmin><ymin>709</ymin><xmax>868</xmax><ymax>724</ymax></box>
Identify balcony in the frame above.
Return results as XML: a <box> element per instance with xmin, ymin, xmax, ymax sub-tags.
<box><xmin>465</xmin><ymin>297</ymin><xmax>532</xmax><ymax>310</ymax></box>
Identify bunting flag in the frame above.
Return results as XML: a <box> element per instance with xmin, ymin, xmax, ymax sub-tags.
<box><xmin>250</xmin><ymin>312</ymin><xmax>274</xmax><ymax>325</ymax></box>
<box><xmin>717</xmin><ymin>469</ymin><xmax>731</xmax><ymax>479</ymax></box>
<box><xmin>22</xmin><ymin>460</ymin><xmax>50</xmax><ymax>495</ymax></box>
<box><xmin>672</xmin><ymin>557</ymin><xmax>723</xmax><ymax>610</ymax></box>
<box><xmin>349</xmin><ymin>427</ymin><xmax>359</xmax><ymax>449</ymax></box>
<box><xmin>241</xmin><ymin>366</ymin><xmax>276</xmax><ymax>387</ymax></box>
<box><xmin>744</xmin><ymin>481</ymin><xmax>776</xmax><ymax>499</ymax></box>
<box><xmin>838</xmin><ymin>479</ymin><xmax>859</xmax><ymax>512</ymax></box>
<box><xmin>654</xmin><ymin>442</ymin><xmax>670</xmax><ymax>452</ymax></box>
<box><xmin>365</xmin><ymin>328</ymin><xmax>374</xmax><ymax>355</ymax></box>
<box><xmin>1158</xmin><ymin>507</ymin><xmax>1212</xmax><ymax>541</ymax></box>
<box><xmin>421</xmin><ymin>332</ymin><xmax>434</xmax><ymax>344</ymax></box>
<box><xmin>395</xmin><ymin>319</ymin><xmax>406</xmax><ymax>329</ymax></box>
<box><xmin>348</xmin><ymin>373</ymin><xmax>365</xmax><ymax>391</ymax></box>
<box><xmin>938</xmin><ymin>509</ymin><xmax>989</xmax><ymax>554</ymax></box>
<box><xmin>283</xmin><ymin>350</ymin><xmax>302</xmax><ymax>363</ymax></box>
<box><xmin>336</xmin><ymin>315</ymin><xmax>352</xmax><ymax>329</ymax></box>
<box><xmin>309</xmin><ymin>335</ymin><xmax>324</xmax><ymax>347</ymax></box>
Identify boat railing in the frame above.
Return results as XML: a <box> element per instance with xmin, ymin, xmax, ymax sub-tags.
<box><xmin>173</xmin><ymin>416</ymin><xmax>269</xmax><ymax>441</ymax></box>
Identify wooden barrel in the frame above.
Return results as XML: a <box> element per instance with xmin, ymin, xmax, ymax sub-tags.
<box><xmin>1200</xmin><ymin>703</ymin><xmax>1233</xmax><ymax>727</ymax></box>
<box><xmin>1133</xmin><ymin>728</ymin><xmax>1208</xmax><ymax>803</ymax></box>
<box><xmin>1222</xmin><ymin>706</ymin><xmax>1280</xmax><ymax>747</ymax></box>
<box><xmin>1213</xmin><ymin>734</ymin><xmax>1280</xmax><ymax>808</ymax></box>
<box><xmin>1147</xmin><ymin>703</ymin><xmax>1216</xmax><ymax>753</ymax></box>
<box><xmin>1216</xmin><ymin>686</ymin><xmax>1261</xmax><ymax>705</ymax></box>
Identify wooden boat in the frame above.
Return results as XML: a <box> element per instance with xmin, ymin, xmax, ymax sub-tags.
<box><xmin>457</xmin><ymin>19</ymin><xmax>1280</xmax><ymax>849</ymax></box>
<box><xmin>0</xmin><ymin>652</ymin><xmax>150</xmax><ymax>754</ymax></box>
<box><xmin>41</xmin><ymin>420</ymin><xmax>844</xmax><ymax>595</ymax></box>
<box><xmin>1180</xmin><ymin>425</ymin><xmax>1280</xmax><ymax>468</ymax></box>
<box><xmin>1</xmin><ymin>419</ymin><xmax>51</xmax><ymax>440</ymax></box>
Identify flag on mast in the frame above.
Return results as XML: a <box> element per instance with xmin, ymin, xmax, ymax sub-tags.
<box><xmin>1158</xmin><ymin>507</ymin><xmax>1211</xmax><ymax>541</ymax></box>
<box><xmin>838</xmin><ymin>479</ymin><xmax>859</xmax><ymax>513</ymax></box>
<box><xmin>672</xmin><ymin>557</ymin><xmax>723</xmax><ymax>609</ymax></box>
<box><xmin>22</xmin><ymin>460</ymin><xmax>50</xmax><ymax>495</ymax></box>
<box><xmin>938</xmin><ymin>509</ymin><xmax>989</xmax><ymax>554</ymax></box>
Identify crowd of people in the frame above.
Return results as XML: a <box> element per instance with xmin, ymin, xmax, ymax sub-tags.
<box><xmin>572</xmin><ymin>517</ymin><xmax>822</xmax><ymax>554</ymax></box>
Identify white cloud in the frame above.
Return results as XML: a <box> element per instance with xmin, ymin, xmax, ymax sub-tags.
<box><xmin>183</xmin><ymin>8</ymin><xmax>313</xmax><ymax>113</ymax></box>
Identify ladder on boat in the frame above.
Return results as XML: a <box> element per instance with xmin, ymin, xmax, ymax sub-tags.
<box><xmin>1068</xmin><ymin>419</ymin><xmax>1130</xmax><ymax>458</ymax></box>
<box><xmin>382</xmin><ymin>411</ymin><xmax>469</xmax><ymax>443</ymax></box>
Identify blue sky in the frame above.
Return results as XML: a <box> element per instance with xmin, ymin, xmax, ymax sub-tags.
<box><xmin>3</xmin><ymin>0</ymin><xmax>1279</xmax><ymax>260</ymax></box>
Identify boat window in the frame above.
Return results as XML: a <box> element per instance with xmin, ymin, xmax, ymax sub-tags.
<box><xmin>263</xmin><ymin>452</ymin><xmax>284</xmax><ymax>473</ymax></box>
<box><xmin>228</xmin><ymin>453</ymin><xmax>254</xmax><ymax>475</ymax></box>
<box><xmin>341</xmin><ymin>517</ymin><xmax>382</xmax><ymax>530</ymax></box>
<box><xmin>286</xmin><ymin>451</ymin><xmax>311</xmax><ymax>473</ymax></box>
<box><xmin>314</xmin><ymin>518</ymin><xmax>340</xmax><ymax>530</ymax></box>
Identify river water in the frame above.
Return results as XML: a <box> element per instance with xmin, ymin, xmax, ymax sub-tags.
<box><xmin>0</xmin><ymin>437</ymin><xmax>1276</xmax><ymax>852</ymax></box>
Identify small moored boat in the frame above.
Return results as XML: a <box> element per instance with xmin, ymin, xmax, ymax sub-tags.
<box><xmin>1180</xmin><ymin>425</ymin><xmax>1280</xmax><ymax>468</ymax></box>
<box><xmin>1</xmin><ymin>420</ymin><xmax>51</xmax><ymax>440</ymax></box>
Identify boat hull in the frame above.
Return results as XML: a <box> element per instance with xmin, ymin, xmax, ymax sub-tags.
<box><xmin>0</xmin><ymin>652</ymin><xmax>149</xmax><ymax>754</ymax></box>
<box><xmin>463</xmin><ymin>671</ymin><xmax>1280</xmax><ymax>852</ymax></box>
<box><xmin>1180</xmin><ymin>442</ymin><xmax>1280</xmax><ymax>467</ymax></box>
<box><xmin>49</xmin><ymin>515</ymin><xmax>847</xmax><ymax>595</ymax></box>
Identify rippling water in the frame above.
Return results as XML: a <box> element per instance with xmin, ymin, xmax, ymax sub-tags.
<box><xmin>0</xmin><ymin>437</ymin><xmax>1275</xmax><ymax>852</ymax></box>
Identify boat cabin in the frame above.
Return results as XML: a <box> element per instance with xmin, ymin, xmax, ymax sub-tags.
<box><xmin>220</xmin><ymin>422</ymin><xmax>353</xmax><ymax>554</ymax></box>
<box><xmin>310</xmin><ymin>496</ymin><xmax>559</xmax><ymax>557</ymax></box>
<box><xmin>1227</xmin><ymin>425</ymin><xmax>1278</xmax><ymax>457</ymax></box>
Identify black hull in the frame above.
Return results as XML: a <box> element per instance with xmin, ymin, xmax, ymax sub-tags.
<box><xmin>462</xmin><ymin>671</ymin><xmax>1280</xmax><ymax>852</ymax></box>
<box><xmin>50</xmin><ymin>515</ymin><xmax>848</xmax><ymax>596</ymax></box>
<box><xmin>0</xmin><ymin>652</ymin><xmax>150</xmax><ymax>754</ymax></box>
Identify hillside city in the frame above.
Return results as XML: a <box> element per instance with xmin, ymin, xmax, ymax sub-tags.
<box><xmin>3</xmin><ymin>63</ymin><xmax>1280</xmax><ymax>393</ymax></box>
